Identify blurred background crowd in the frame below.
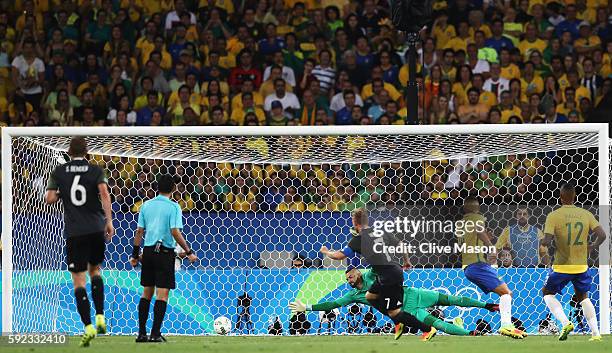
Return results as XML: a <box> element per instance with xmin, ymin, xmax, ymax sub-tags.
<box><xmin>0</xmin><ymin>0</ymin><xmax>607</xmax><ymax>215</ymax></box>
<box><xmin>0</xmin><ymin>0</ymin><xmax>610</xmax><ymax>129</ymax></box>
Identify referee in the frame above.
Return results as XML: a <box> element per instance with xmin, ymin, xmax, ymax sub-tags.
<box><xmin>129</xmin><ymin>175</ymin><xmax>198</xmax><ymax>342</ymax></box>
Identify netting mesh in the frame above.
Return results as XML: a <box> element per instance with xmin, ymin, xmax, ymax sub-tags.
<box><xmin>25</xmin><ymin>132</ymin><xmax>598</xmax><ymax>164</ymax></box>
<box><xmin>6</xmin><ymin>132</ymin><xmax>610</xmax><ymax>336</ymax></box>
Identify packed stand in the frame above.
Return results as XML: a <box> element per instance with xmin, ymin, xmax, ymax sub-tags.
<box><xmin>0</xmin><ymin>0</ymin><xmax>609</xmax><ymax>209</ymax></box>
<box><xmin>0</xmin><ymin>0</ymin><xmax>609</xmax><ymax>128</ymax></box>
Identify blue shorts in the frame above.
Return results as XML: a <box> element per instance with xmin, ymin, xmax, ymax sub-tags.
<box><xmin>464</xmin><ymin>262</ymin><xmax>505</xmax><ymax>294</ymax></box>
<box><xmin>544</xmin><ymin>270</ymin><xmax>592</xmax><ymax>295</ymax></box>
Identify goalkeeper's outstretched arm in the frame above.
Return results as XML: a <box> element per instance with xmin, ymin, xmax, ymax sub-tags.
<box><xmin>290</xmin><ymin>294</ymin><xmax>355</xmax><ymax>313</ymax></box>
<box><xmin>290</xmin><ymin>299</ymin><xmax>348</xmax><ymax>312</ymax></box>
<box><xmin>320</xmin><ymin>246</ymin><xmax>348</xmax><ymax>260</ymax></box>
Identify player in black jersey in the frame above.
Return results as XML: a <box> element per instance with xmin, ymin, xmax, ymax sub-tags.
<box><xmin>320</xmin><ymin>208</ymin><xmax>436</xmax><ymax>341</ymax></box>
<box><xmin>45</xmin><ymin>137</ymin><xmax>114</xmax><ymax>347</ymax></box>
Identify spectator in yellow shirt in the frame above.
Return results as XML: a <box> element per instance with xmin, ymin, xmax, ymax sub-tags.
<box><xmin>135</xmin><ymin>20</ymin><xmax>157</xmax><ymax>65</ymax></box>
<box><xmin>444</xmin><ymin>20</ymin><xmax>472</xmax><ymax>53</ymax></box>
<box><xmin>520</xmin><ymin>61</ymin><xmax>544</xmax><ymax>98</ymax></box>
<box><xmin>362</xmin><ymin>74</ymin><xmax>402</xmax><ymax>102</ymax></box>
<box><xmin>575</xmin><ymin>21</ymin><xmax>601</xmax><ymax>57</ymax></box>
<box><xmin>439</xmin><ymin>49</ymin><xmax>458</xmax><ymax>82</ymax></box>
<box><xmin>231</xmin><ymin>78</ymin><xmax>264</xmax><ymax>111</ymax></box>
<box><xmin>557</xmin><ymin>87</ymin><xmax>579</xmax><ymax>115</ymax></box>
<box><xmin>230</xmin><ymin>92</ymin><xmax>266</xmax><ymax>126</ymax></box>
<box><xmin>498</xmin><ymin>90</ymin><xmax>522</xmax><ymax>123</ymax></box>
<box><xmin>518</xmin><ymin>23</ymin><xmax>547</xmax><ymax>60</ymax></box>
<box><xmin>499</xmin><ymin>48</ymin><xmax>521</xmax><ymax>80</ymax></box>
<box><xmin>468</xmin><ymin>10</ymin><xmax>492</xmax><ymax>39</ymax></box>
<box><xmin>472</xmin><ymin>74</ymin><xmax>498</xmax><ymax>108</ymax></box>
<box><xmin>142</xmin><ymin>0</ymin><xmax>174</xmax><ymax>17</ymax></box>
<box><xmin>225</xmin><ymin>178</ymin><xmax>257</xmax><ymax>212</ymax></box>
<box><xmin>563</xmin><ymin>70</ymin><xmax>591</xmax><ymax>102</ymax></box>
<box><xmin>432</xmin><ymin>11</ymin><xmax>456</xmax><ymax>50</ymax></box>
<box><xmin>276</xmin><ymin>187</ymin><xmax>306</xmax><ymax>212</ymax></box>
<box><xmin>198</xmin><ymin>0</ymin><xmax>235</xmax><ymax>16</ymax></box>
<box><xmin>173</xmin><ymin>186</ymin><xmax>195</xmax><ymax>211</ymax></box>
<box><xmin>576</xmin><ymin>0</ymin><xmax>597</xmax><ymax>23</ymax></box>
<box><xmin>168</xmin><ymin>85</ymin><xmax>201</xmax><ymax>126</ymax></box>
<box><xmin>457</xmin><ymin>87</ymin><xmax>489</xmax><ymax>123</ymax></box>
<box><xmin>259</xmin><ymin>65</ymin><xmax>293</xmax><ymax>98</ymax></box>
<box><xmin>452</xmin><ymin>65</ymin><xmax>473</xmax><ymax>107</ymax></box>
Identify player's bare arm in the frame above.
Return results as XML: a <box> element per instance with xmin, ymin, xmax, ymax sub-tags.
<box><xmin>541</xmin><ymin>233</ymin><xmax>554</xmax><ymax>249</ymax></box>
<box><xmin>320</xmin><ymin>245</ymin><xmax>347</xmax><ymax>260</ymax></box>
<box><xmin>44</xmin><ymin>189</ymin><xmax>60</xmax><ymax>204</ymax></box>
<box><xmin>98</xmin><ymin>183</ymin><xmax>115</xmax><ymax>241</ymax></box>
<box><xmin>171</xmin><ymin>228</ymin><xmax>198</xmax><ymax>263</ymax></box>
<box><xmin>588</xmin><ymin>225</ymin><xmax>607</xmax><ymax>253</ymax></box>
<box><xmin>477</xmin><ymin>230</ymin><xmax>496</xmax><ymax>264</ymax></box>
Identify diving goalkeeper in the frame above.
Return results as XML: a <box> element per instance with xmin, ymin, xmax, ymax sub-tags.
<box><xmin>289</xmin><ymin>268</ymin><xmax>499</xmax><ymax>336</ymax></box>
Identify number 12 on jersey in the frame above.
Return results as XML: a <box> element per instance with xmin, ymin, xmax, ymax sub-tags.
<box><xmin>566</xmin><ymin>221</ymin><xmax>584</xmax><ymax>245</ymax></box>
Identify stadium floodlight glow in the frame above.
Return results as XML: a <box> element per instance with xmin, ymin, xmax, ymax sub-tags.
<box><xmin>2</xmin><ymin>124</ymin><xmax>610</xmax><ymax>336</ymax></box>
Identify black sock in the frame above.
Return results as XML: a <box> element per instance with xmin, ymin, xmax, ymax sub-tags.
<box><xmin>138</xmin><ymin>298</ymin><xmax>151</xmax><ymax>336</ymax></box>
<box><xmin>74</xmin><ymin>287</ymin><xmax>92</xmax><ymax>326</ymax></box>
<box><xmin>151</xmin><ymin>300</ymin><xmax>167</xmax><ymax>337</ymax></box>
<box><xmin>394</xmin><ymin>311</ymin><xmax>432</xmax><ymax>332</ymax></box>
<box><xmin>91</xmin><ymin>276</ymin><xmax>104</xmax><ymax>315</ymax></box>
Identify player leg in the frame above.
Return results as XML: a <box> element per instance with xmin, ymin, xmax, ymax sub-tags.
<box><xmin>491</xmin><ymin>283</ymin><xmax>525</xmax><ymax>338</ymax></box>
<box><xmin>88</xmin><ymin>232</ymin><xmax>107</xmax><ymax>334</ymax></box>
<box><xmin>464</xmin><ymin>263</ymin><xmax>524</xmax><ymax>338</ymax></box>
<box><xmin>137</xmin><ymin>286</ymin><xmax>154</xmax><ymax>342</ymax></box>
<box><xmin>366</xmin><ymin>287</ymin><xmax>433</xmax><ymax>340</ymax></box>
<box><xmin>413</xmin><ymin>308</ymin><xmax>476</xmax><ymax>336</ymax></box>
<box><xmin>542</xmin><ymin>271</ymin><xmax>573</xmax><ymax>340</ymax></box>
<box><xmin>572</xmin><ymin>272</ymin><xmax>601</xmax><ymax>341</ymax></box>
<box><xmin>67</xmin><ymin>236</ymin><xmax>97</xmax><ymax>347</ymax></box>
<box><xmin>150</xmin><ymin>288</ymin><xmax>170</xmax><ymax>342</ymax></box>
<box><xmin>73</xmin><ymin>271</ymin><xmax>97</xmax><ymax>347</ymax></box>
<box><xmin>418</xmin><ymin>288</ymin><xmax>495</xmax><ymax>311</ymax></box>
<box><xmin>137</xmin><ymin>246</ymin><xmax>156</xmax><ymax>342</ymax></box>
<box><xmin>149</xmin><ymin>250</ymin><xmax>175</xmax><ymax>342</ymax></box>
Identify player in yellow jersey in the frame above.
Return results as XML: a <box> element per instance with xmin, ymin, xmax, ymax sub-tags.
<box><xmin>541</xmin><ymin>184</ymin><xmax>606</xmax><ymax>342</ymax></box>
<box><xmin>457</xmin><ymin>197</ymin><xmax>526</xmax><ymax>339</ymax></box>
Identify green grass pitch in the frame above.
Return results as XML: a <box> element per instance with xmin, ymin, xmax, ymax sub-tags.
<box><xmin>2</xmin><ymin>335</ymin><xmax>610</xmax><ymax>353</ymax></box>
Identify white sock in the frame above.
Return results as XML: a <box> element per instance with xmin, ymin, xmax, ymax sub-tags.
<box><xmin>580</xmin><ymin>298</ymin><xmax>600</xmax><ymax>337</ymax></box>
<box><xmin>544</xmin><ymin>295</ymin><xmax>570</xmax><ymax>326</ymax></box>
<box><xmin>499</xmin><ymin>294</ymin><xmax>512</xmax><ymax>326</ymax></box>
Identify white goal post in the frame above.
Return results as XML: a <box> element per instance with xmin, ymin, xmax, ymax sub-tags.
<box><xmin>2</xmin><ymin>124</ymin><xmax>610</xmax><ymax>336</ymax></box>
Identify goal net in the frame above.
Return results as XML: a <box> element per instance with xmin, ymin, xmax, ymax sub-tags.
<box><xmin>2</xmin><ymin>125</ymin><xmax>610</xmax><ymax>336</ymax></box>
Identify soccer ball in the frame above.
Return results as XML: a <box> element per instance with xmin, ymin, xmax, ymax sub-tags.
<box><xmin>214</xmin><ymin>316</ymin><xmax>232</xmax><ymax>335</ymax></box>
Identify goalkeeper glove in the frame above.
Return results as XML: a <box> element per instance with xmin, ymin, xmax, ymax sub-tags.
<box><xmin>289</xmin><ymin>299</ymin><xmax>309</xmax><ymax>314</ymax></box>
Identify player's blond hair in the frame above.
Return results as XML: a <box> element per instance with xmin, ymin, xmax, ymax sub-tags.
<box><xmin>352</xmin><ymin>207</ymin><xmax>369</xmax><ymax>226</ymax></box>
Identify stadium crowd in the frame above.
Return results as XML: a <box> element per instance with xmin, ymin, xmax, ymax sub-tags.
<box><xmin>89</xmin><ymin>151</ymin><xmax>571</xmax><ymax>214</ymax></box>
<box><xmin>0</xmin><ymin>0</ymin><xmax>609</xmax><ymax>129</ymax></box>
<box><xmin>0</xmin><ymin>0</ymin><xmax>608</xmax><ymax>215</ymax></box>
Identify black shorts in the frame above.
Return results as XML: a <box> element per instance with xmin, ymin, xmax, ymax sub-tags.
<box><xmin>141</xmin><ymin>246</ymin><xmax>176</xmax><ymax>289</ymax></box>
<box><xmin>66</xmin><ymin>232</ymin><xmax>106</xmax><ymax>273</ymax></box>
<box><xmin>369</xmin><ymin>266</ymin><xmax>405</xmax><ymax>310</ymax></box>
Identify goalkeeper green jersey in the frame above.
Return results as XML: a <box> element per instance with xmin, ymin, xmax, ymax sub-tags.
<box><xmin>311</xmin><ymin>271</ymin><xmax>439</xmax><ymax>313</ymax></box>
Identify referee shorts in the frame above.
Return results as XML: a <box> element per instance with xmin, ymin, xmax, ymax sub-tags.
<box><xmin>141</xmin><ymin>245</ymin><xmax>176</xmax><ymax>289</ymax></box>
<box><xmin>66</xmin><ymin>232</ymin><xmax>106</xmax><ymax>273</ymax></box>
